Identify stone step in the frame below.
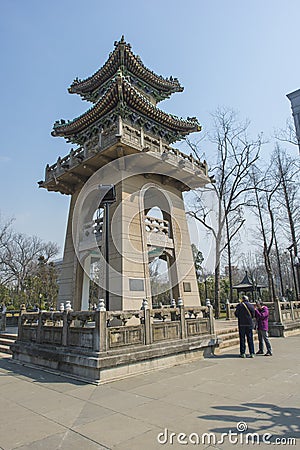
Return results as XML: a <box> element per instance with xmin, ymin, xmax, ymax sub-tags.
<box><xmin>0</xmin><ymin>333</ymin><xmax>16</xmax><ymax>355</ymax></box>
<box><xmin>218</xmin><ymin>331</ymin><xmax>239</xmax><ymax>341</ymax></box>
<box><xmin>0</xmin><ymin>333</ymin><xmax>17</xmax><ymax>340</ymax></box>
<box><xmin>219</xmin><ymin>337</ymin><xmax>240</xmax><ymax>349</ymax></box>
<box><xmin>0</xmin><ymin>337</ymin><xmax>15</xmax><ymax>347</ymax></box>
<box><xmin>0</xmin><ymin>344</ymin><xmax>12</xmax><ymax>355</ymax></box>
<box><xmin>217</xmin><ymin>328</ymin><xmax>258</xmax><ymax>351</ymax></box>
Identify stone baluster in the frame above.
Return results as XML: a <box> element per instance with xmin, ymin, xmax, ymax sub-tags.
<box><xmin>69</xmin><ymin>149</ymin><xmax>75</xmax><ymax>167</ymax></box>
<box><xmin>56</xmin><ymin>157</ymin><xmax>62</xmax><ymax>172</ymax></box>
<box><xmin>141</xmin><ymin>299</ymin><xmax>152</xmax><ymax>345</ymax></box>
<box><xmin>274</xmin><ymin>297</ymin><xmax>283</xmax><ymax>324</ymax></box>
<box><xmin>290</xmin><ymin>300</ymin><xmax>295</xmax><ymax>321</ymax></box>
<box><xmin>45</xmin><ymin>164</ymin><xmax>51</xmax><ymax>182</ymax></box>
<box><xmin>36</xmin><ymin>311</ymin><xmax>43</xmax><ymax>344</ymax></box>
<box><xmin>170</xmin><ymin>298</ymin><xmax>176</xmax><ymax>308</ymax></box>
<box><xmin>97</xmin><ymin>298</ymin><xmax>106</xmax><ymax>311</ymax></box>
<box><xmin>18</xmin><ymin>304</ymin><xmax>27</xmax><ymax>341</ymax></box>
<box><xmin>225</xmin><ymin>299</ymin><xmax>230</xmax><ymax>320</ymax></box>
<box><xmin>178</xmin><ymin>299</ymin><xmax>186</xmax><ymax>339</ymax></box>
<box><xmin>62</xmin><ymin>311</ymin><xmax>68</xmax><ymax>346</ymax></box>
<box><xmin>170</xmin><ymin>299</ymin><xmax>176</xmax><ymax>321</ymax></box>
<box><xmin>65</xmin><ymin>301</ymin><xmax>72</xmax><ymax>312</ymax></box>
<box><xmin>205</xmin><ymin>299</ymin><xmax>215</xmax><ymax>334</ymax></box>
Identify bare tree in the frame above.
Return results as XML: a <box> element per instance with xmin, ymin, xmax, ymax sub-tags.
<box><xmin>0</xmin><ymin>214</ymin><xmax>13</xmax><ymax>252</ymax></box>
<box><xmin>250</xmin><ymin>165</ymin><xmax>282</xmax><ymax>301</ymax></box>
<box><xmin>271</xmin><ymin>144</ymin><xmax>300</xmax><ymax>293</ymax></box>
<box><xmin>275</xmin><ymin>118</ymin><xmax>299</xmax><ymax>147</ymax></box>
<box><xmin>187</xmin><ymin>108</ymin><xmax>261</xmax><ymax>317</ymax></box>
<box><xmin>0</xmin><ymin>232</ymin><xmax>59</xmax><ymax>291</ymax></box>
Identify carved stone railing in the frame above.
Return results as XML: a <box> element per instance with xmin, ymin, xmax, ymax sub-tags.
<box><xmin>42</xmin><ymin>122</ymin><xmax>207</xmax><ymax>187</ymax></box>
<box><xmin>225</xmin><ymin>300</ymin><xmax>300</xmax><ymax>324</ymax></box>
<box><xmin>145</xmin><ymin>216</ymin><xmax>169</xmax><ymax>235</ymax></box>
<box><xmin>280</xmin><ymin>300</ymin><xmax>300</xmax><ymax>321</ymax></box>
<box><xmin>144</xmin><ymin>215</ymin><xmax>173</xmax><ymax>248</ymax></box>
<box><xmin>16</xmin><ymin>305</ymin><xmax>214</xmax><ymax>352</ymax></box>
<box><xmin>45</xmin><ymin>146</ymin><xmax>85</xmax><ymax>182</ymax></box>
<box><xmin>106</xmin><ymin>310</ymin><xmax>144</xmax><ymax>349</ymax></box>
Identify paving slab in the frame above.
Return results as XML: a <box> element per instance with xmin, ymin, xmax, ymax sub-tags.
<box><xmin>0</xmin><ymin>334</ymin><xmax>299</xmax><ymax>449</ymax></box>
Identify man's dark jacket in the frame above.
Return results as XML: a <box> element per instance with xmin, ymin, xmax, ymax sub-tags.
<box><xmin>235</xmin><ymin>300</ymin><xmax>255</xmax><ymax>327</ymax></box>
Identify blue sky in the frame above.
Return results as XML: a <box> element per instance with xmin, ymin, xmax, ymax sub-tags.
<box><xmin>1</xmin><ymin>0</ymin><xmax>299</xmax><ymax>255</ymax></box>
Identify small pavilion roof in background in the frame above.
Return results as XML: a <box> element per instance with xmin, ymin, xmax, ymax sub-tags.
<box><xmin>232</xmin><ymin>272</ymin><xmax>265</xmax><ymax>293</ymax></box>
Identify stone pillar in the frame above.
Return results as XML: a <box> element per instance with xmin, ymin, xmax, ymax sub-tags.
<box><xmin>58</xmin><ymin>189</ymin><xmax>84</xmax><ymax>311</ymax></box>
<box><xmin>169</xmin><ymin>190</ymin><xmax>201</xmax><ymax>307</ymax></box>
<box><xmin>81</xmin><ymin>255</ymin><xmax>91</xmax><ymax>310</ymax></box>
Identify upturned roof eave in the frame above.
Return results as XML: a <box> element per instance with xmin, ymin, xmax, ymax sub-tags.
<box><xmin>52</xmin><ymin>78</ymin><xmax>200</xmax><ymax>138</ymax></box>
<box><xmin>68</xmin><ymin>37</ymin><xmax>183</xmax><ymax>97</ymax></box>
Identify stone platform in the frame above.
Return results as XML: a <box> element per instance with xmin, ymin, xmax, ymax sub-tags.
<box><xmin>11</xmin><ymin>306</ymin><xmax>217</xmax><ymax>384</ymax></box>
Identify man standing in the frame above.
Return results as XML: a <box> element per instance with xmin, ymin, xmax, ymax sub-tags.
<box><xmin>235</xmin><ymin>295</ymin><xmax>255</xmax><ymax>358</ymax></box>
<box><xmin>255</xmin><ymin>300</ymin><xmax>272</xmax><ymax>356</ymax></box>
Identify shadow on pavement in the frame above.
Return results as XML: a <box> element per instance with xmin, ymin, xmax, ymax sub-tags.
<box><xmin>198</xmin><ymin>402</ymin><xmax>300</xmax><ymax>441</ymax></box>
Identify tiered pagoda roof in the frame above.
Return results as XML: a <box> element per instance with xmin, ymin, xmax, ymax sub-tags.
<box><xmin>53</xmin><ymin>71</ymin><xmax>200</xmax><ymax>145</ymax></box>
<box><xmin>52</xmin><ymin>36</ymin><xmax>201</xmax><ymax>145</ymax></box>
<box><xmin>68</xmin><ymin>36</ymin><xmax>183</xmax><ymax>103</ymax></box>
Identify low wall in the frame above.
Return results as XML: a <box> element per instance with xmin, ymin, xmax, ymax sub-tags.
<box><xmin>11</xmin><ymin>305</ymin><xmax>217</xmax><ymax>384</ymax></box>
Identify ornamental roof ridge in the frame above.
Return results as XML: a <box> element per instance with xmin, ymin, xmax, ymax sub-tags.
<box><xmin>121</xmin><ymin>77</ymin><xmax>200</xmax><ymax>128</ymax></box>
<box><xmin>68</xmin><ymin>36</ymin><xmax>183</xmax><ymax>100</ymax></box>
<box><xmin>53</xmin><ymin>73</ymin><xmax>200</xmax><ymax>139</ymax></box>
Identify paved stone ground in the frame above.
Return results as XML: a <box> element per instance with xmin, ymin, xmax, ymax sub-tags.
<box><xmin>0</xmin><ymin>334</ymin><xmax>299</xmax><ymax>450</ymax></box>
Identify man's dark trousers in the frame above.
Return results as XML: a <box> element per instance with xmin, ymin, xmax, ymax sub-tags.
<box><xmin>239</xmin><ymin>325</ymin><xmax>254</xmax><ymax>355</ymax></box>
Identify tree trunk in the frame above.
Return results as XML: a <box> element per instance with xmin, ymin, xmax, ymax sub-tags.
<box><xmin>254</xmin><ymin>185</ymin><xmax>276</xmax><ymax>301</ymax></box>
<box><xmin>225</xmin><ymin>211</ymin><xmax>234</xmax><ymax>302</ymax></box>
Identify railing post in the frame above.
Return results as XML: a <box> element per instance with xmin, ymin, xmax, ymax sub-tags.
<box><xmin>100</xmin><ymin>311</ymin><xmax>107</xmax><ymax>351</ymax></box>
<box><xmin>144</xmin><ymin>307</ymin><xmax>152</xmax><ymax>345</ymax></box>
<box><xmin>18</xmin><ymin>305</ymin><xmax>26</xmax><ymax>341</ymax></box>
<box><xmin>62</xmin><ymin>311</ymin><xmax>68</xmax><ymax>346</ymax></box>
<box><xmin>36</xmin><ymin>312</ymin><xmax>43</xmax><ymax>344</ymax></box>
<box><xmin>141</xmin><ymin>299</ymin><xmax>152</xmax><ymax>345</ymax></box>
<box><xmin>206</xmin><ymin>301</ymin><xmax>215</xmax><ymax>334</ymax></box>
<box><xmin>17</xmin><ymin>310</ymin><xmax>23</xmax><ymax>341</ymax></box>
<box><xmin>170</xmin><ymin>299</ymin><xmax>177</xmax><ymax>321</ymax></box>
<box><xmin>179</xmin><ymin>303</ymin><xmax>186</xmax><ymax>339</ymax></box>
<box><xmin>96</xmin><ymin>299</ymin><xmax>107</xmax><ymax>352</ymax></box>
<box><xmin>93</xmin><ymin>310</ymin><xmax>100</xmax><ymax>351</ymax></box>
<box><xmin>274</xmin><ymin>297</ymin><xmax>283</xmax><ymax>323</ymax></box>
<box><xmin>290</xmin><ymin>301</ymin><xmax>295</xmax><ymax>321</ymax></box>
<box><xmin>226</xmin><ymin>300</ymin><xmax>230</xmax><ymax>320</ymax></box>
